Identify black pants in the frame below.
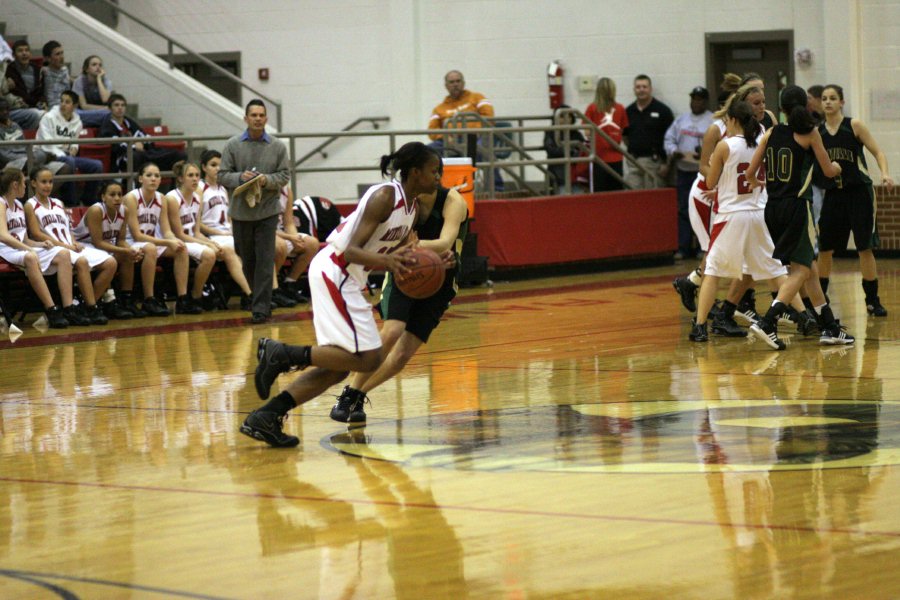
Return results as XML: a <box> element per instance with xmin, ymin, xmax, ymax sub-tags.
<box><xmin>591</xmin><ymin>161</ymin><xmax>623</xmax><ymax>192</ymax></box>
<box><xmin>232</xmin><ymin>215</ymin><xmax>278</xmax><ymax>315</ymax></box>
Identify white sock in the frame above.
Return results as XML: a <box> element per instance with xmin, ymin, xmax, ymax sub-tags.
<box><xmin>687</xmin><ymin>269</ymin><xmax>702</xmax><ymax>286</ymax></box>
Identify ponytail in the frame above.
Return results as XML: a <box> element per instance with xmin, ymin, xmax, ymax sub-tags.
<box><xmin>379</xmin><ymin>141</ymin><xmax>436</xmax><ymax>181</ymax></box>
<box><xmin>780</xmin><ymin>85</ymin><xmax>815</xmax><ymax>134</ymax></box>
<box><xmin>728</xmin><ymin>101</ymin><xmax>758</xmax><ymax>148</ymax></box>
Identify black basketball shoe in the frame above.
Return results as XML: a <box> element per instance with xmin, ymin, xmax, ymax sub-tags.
<box><xmin>239</xmin><ymin>410</ymin><xmax>299</xmax><ymax>448</ymax></box>
<box><xmin>711</xmin><ymin>314</ymin><xmax>747</xmax><ymax>337</ymax></box>
<box><xmin>330</xmin><ymin>386</ymin><xmax>370</xmax><ymax>424</ymax></box>
<box><xmin>688</xmin><ymin>320</ymin><xmax>708</xmax><ymax>342</ymax></box>
<box><xmin>255</xmin><ymin>338</ymin><xmax>293</xmax><ymax>400</ymax></box>
<box><xmin>672</xmin><ymin>276</ymin><xmax>698</xmax><ymax>313</ymax></box>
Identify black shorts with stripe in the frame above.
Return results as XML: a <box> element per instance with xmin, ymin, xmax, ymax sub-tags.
<box><xmin>818</xmin><ymin>184</ymin><xmax>878</xmax><ymax>252</ymax></box>
<box><xmin>764</xmin><ymin>196</ymin><xmax>816</xmax><ymax>268</ymax></box>
<box><xmin>380</xmin><ymin>269</ymin><xmax>457</xmax><ymax>344</ymax></box>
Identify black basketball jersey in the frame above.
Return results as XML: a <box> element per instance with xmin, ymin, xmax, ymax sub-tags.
<box><xmin>416</xmin><ymin>186</ymin><xmax>468</xmax><ymax>279</ymax></box>
<box><xmin>819</xmin><ymin>117</ymin><xmax>871</xmax><ymax>190</ymax></box>
<box><xmin>764</xmin><ymin>124</ymin><xmax>814</xmax><ymax>201</ymax></box>
<box><xmin>760</xmin><ymin>111</ymin><xmax>776</xmax><ymax>131</ymax></box>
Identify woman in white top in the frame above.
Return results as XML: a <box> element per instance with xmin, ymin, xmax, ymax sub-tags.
<box><xmin>165</xmin><ymin>160</ymin><xmax>252</xmax><ymax>307</ymax></box>
<box><xmin>122</xmin><ymin>162</ymin><xmax>192</xmax><ymax>315</ymax></box>
<box><xmin>241</xmin><ymin>142</ymin><xmax>440</xmax><ymax>447</ymax></box>
<box><xmin>24</xmin><ymin>166</ymin><xmax>115</xmax><ymax>325</ymax></box>
<box><xmin>71</xmin><ymin>181</ymin><xmax>141</xmax><ymax>320</ymax></box>
<box><xmin>0</xmin><ymin>168</ymin><xmax>74</xmax><ymax>328</ymax></box>
<box><xmin>689</xmin><ymin>100</ymin><xmax>789</xmax><ymax>342</ymax></box>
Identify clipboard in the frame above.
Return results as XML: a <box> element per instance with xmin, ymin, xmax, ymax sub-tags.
<box><xmin>233</xmin><ymin>173</ymin><xmax>263</xmax><ymax>207</ymax></box>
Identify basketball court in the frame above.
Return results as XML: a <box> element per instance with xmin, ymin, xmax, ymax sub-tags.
<box><xmin>0</xmin><ymin>257</ymin><xmax>898</xmax><ymax>598</ymax></box>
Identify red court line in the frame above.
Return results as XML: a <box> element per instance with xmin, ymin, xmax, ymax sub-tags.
<box><xmin>1</xmin><ymin>475</ymin><xmax>897</xmax><ymax>539</ymax></box>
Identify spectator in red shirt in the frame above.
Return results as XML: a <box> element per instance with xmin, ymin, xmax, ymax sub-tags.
<box><xmin>584</xmin><ymin>77</ymin><xmax>629</xmax><ymax>192</ymax></box>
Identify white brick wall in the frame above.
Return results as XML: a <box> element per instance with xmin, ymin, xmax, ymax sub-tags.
<box><xmin>5</xmin><ymin>0</ymin><xmax>897</xmax><ymax>198</ymax></box>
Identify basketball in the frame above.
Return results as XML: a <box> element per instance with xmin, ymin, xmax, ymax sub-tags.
<box><xmin>395</xmin><ymin>248</ymin><xmax>446</xmax><ymax>299</ymax></box>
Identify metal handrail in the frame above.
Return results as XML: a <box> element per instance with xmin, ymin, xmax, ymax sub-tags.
<box><xmin>439</xmin><ymin>109</ymin><xmax>663</xmax><ymax>193</ymax></box>
<box><xmin>62</xmin><ymin>0</ymin><xmax>283</xmax><ymax>130</ymax></box>
<box><xmin>1</xmin><ymin>121</ymin><xmax>649</xmax><ymax>200</ymax></box>
<box><xmin>442</xmin><ymin>113</ymin><xmax>547</xmax><ymax>196</ymax></box>
<box><xmin>294</xmin><ymin>117</ymin><xmax>390</xmax><ymax>167</ymax></box>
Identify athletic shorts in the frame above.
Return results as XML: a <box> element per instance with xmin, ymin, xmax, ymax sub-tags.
<box><xmin>764</xmin><ymin>196</ymin><xmax>817</xmax><ymax>268</ymax></box>
<box><xmin>72</xmin><ymin>245</ymin><xmax>112</xmax><ymax>269</ymax></box>
<box><xmin>0</xmin><ymin>244</ymin><xmax>66</xmax><ymax>275</ymax></box>
<box><xmin>185</xmin><ymin>242</ymin><xmax>209</xmax><ymax>262</ymax></box>
<box><xmin>209</xmin><ymin>235</ymin><xmax>235</xmax><ymax>250</ymax></box>
<box><xmin>380</xmin><ymin>269</ymin><xmax>457</xmax><ymax>344</ymax></box>
<box><xmin>818</xmin><ymin>184</ymin><xmax>877</xmax><ymax>252</ymax></box>
<box><xmin>688</xmin><ymin>176</ymin><xmax>714</xmax><ymax>252</ymax></box>
<box><xmin>308</xmin><ymin>249</ymin><xmax>381</xmax><ymax>353</ymax></box>
<box><xmin>129</xmin><ymin>241</ymin><xmax>166</xmax><ymax>258</ymax></box>
<box><xmin>704</xmin><ymin>209</ymin><xmax>787</xmax><ymax>281</ymax></box>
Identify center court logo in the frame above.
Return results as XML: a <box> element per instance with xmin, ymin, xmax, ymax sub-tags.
<box><xmin>325</xmin><ymin>399</ymin><xmax>900</xmax><ymax>473</ymax></box>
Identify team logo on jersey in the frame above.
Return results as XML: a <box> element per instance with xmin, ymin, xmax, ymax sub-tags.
<box><xmin>326</xmin><ymin>399</ymin><xmax>900</xmax><ymax>473</ymax></box>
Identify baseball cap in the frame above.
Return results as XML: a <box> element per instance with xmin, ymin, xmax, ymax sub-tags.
<box><xmin>690</xmin><ymin>86</ymin><xmax>709</xmax><ymax>99</ymax></box>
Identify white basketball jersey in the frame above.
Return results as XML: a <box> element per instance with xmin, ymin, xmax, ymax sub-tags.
<box><xmin>27</xmin><ymin>196</ymin><xmax>73</xmax><ymax>245</ymax></box>
<box><xmin>716</xmin><ymin>136</ymin><xmax>764</xmax><ymax>213</ymax></box>
<box><xmin>200</xmin><ymin>181</ymin><xmax>231</xmax><ymax>233</ymax></box>
<box><xmin>168</xmin><ymin>189</ymin><xmax>201</xmax><ymax>235</ymax></box>
<box><xmin>2</xmin><ymin>197</ymin><xmax>28</xmax><ymax>243</ymax></box>
<box><xmin>325</xmin><ymin>180</ymin><xmax>416</xmax><ymax>287</ymax></box>
<box><xmin>126</xmin><ymin>189</ymin><xmax>165</xmax><ymax>242</ymax></box>
<box><xmin>73</xmin><ymin>202</ymin><xmax>126</xmax><ymax>245</ymax></box>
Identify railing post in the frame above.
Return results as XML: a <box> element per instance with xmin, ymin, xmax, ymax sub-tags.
<box><xmin>167</xmin><ymin>40</ymin><xmax>174</xmax><ymax>69</ymax></box>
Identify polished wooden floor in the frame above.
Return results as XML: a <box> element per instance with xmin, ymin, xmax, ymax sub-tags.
<box><xmin>1</xmin><ymin>258</ymin><xmax>899</xmax><ymax>599</ymax></box>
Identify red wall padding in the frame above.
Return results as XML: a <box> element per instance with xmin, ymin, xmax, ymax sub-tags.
<box><xmin>471</xmin><ymin>190</ymin><xmax>677</xmax><ymax>267</ymax></box>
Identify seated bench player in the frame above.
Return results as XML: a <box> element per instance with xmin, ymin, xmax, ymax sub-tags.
<box><xmin>0</xmin><ymin>167</ymin><xmax>77</xmax><ymax>328</ymax></box>
<box><xmin>24</xmin><ymin>166</ymin><xmax>115</xmax><ymax>325</ymax></box>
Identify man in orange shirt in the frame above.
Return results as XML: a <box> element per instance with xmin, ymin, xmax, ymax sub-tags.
<box><xmin>428</xmin><ymin>70</ymin><xmax>503</xmax><ymax>191</ymax></box>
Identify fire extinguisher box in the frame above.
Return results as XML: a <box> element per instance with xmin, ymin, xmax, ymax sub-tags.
<box><xmin>442</xmin><ymin>157</ymin><xmax>476</xmax><ymax>218</ymax></box>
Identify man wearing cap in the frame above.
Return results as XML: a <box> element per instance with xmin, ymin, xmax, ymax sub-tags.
<box><xmin>663</xmin><ymin>86</ymin><xmax>713</xmax><ymax>260</ymax></box>
<box><xmin>623</xmin><ymin>75</ymin><xmax>674</xmax><ymax>189</ymax></box>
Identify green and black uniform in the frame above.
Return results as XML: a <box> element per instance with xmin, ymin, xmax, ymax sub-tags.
<box><xmin>817</xmin><ymin>117</ymin><xmax>878</xmax><ymax>252</ymax></box>
<box><xmin>763</xmin><ymin>124</ymin><xmax>817</xmax><ymax>268</ymax></box>
<box><xmin>380</xmin><ymin>186</ymin><xmax>467</xmax><ymax>343</ymax></box>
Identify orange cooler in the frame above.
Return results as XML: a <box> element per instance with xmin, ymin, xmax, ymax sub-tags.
<box><xmin>441</xmin><ymin>157</ymin><xmax>476</xmax><ymax>218</ymax></box>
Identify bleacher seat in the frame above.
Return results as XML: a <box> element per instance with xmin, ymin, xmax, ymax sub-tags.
<box><xmin>147</xmin><ymin>125</ymin><xmax>187</xmax><ymax>152</ymax></box>
<box><xmin>77</xmin><ymin>128</ymin><xmax>111</xmax><ymax>173</ymax></box>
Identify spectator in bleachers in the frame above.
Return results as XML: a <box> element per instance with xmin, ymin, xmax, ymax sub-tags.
<box><xmin>0</xmin><ymin>97</ymin><xmax>71</xmax><ymax>194</ymax></box>
<box><xmin>1</xmin><ymin>66</ymin><xmax>43</xmax><ymax>130</ymax></box>
<box><xmin>25</xmin><ymin>165</ymin><xmax>115</xmax><ymax>325</ymax></box>
<box><xmin>4</xmin><ymin>40</ymin><xmax>44</xmax><ymax>109</ymax></box>
<box><xmin>70</xmin><ymin>180</ymin><xmax>138</xmax><ymax>320</ymax></box>
<box><xmin>543</xmin><ymin>104</ymin><xmax>589</xmax><ymax>194</ymax></box>
<box><xmin>36</xmin><ymin>90</ymin><xmax>102</xmax><ymax>206</ymax></box>
<box><xmin>428</xmin><ymin>70</ymin><xmax>503</xmax><ymax>191</ymax></box>
<box><xmin>41</xmin><ymin>41</ymin><xmax>71</xmax><ymax>109</ymax></box>
<box><xmin>72</xmin><ymin>55</ymin><xmax>111</xmax><ymax>127</ymax></box>
<box><xmin>274</xmin><ymin>184</ymin><xmax>318</xmax><ymax>304</ymax></box>
<box><xmin>0</xmin><ymin>167</ymin><xmax>74</xmax><ymax>328</ymax></box>
<box><xmin>121</xmin><ymin>162</ymin><xmax>191</xmax><ymax>316</ymax></box>
<box><xmin>584</xmin><ymin>77</ymin><xmax>629</xmax><ymax>192</ymax></box>
<box><xmin>165</xmin><ymin>160</ymin><xmax>253</xmax><ymax>308</ymax></box>
<box><xmin>98</xmin><ymin>93</ymin><xmax>186</xmax><ymax>174</ymax></box>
